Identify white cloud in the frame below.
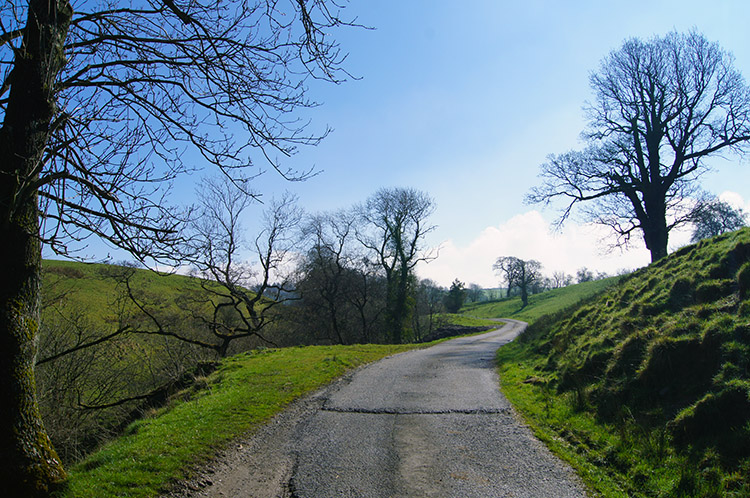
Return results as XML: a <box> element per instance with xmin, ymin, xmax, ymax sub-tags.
<box><xmin>718</xmin><ymin>190</ymin><xmax>750</xmax><ymax>216</ymax></box>
<box><xmin>419</xmin><ymin>191</ymin><xmax>750</xmax><ymax>288</ymax></box>
<box><xmin>418</xmin><ymin>210</ymin><xmax>651</xmax><ymax>288</ymax></box>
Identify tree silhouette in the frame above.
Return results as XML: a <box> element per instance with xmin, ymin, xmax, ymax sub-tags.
<box><xmin>690</xmin><ymin>198</ymin><xmax>747</xmax><ymax>242</ymax></box>
<box><xmin>359</xmin><ymin>188</ymin><xmax>436</xmax><ymax>343</ymax></box>
<box><xmin>444</xmin><ymin>279</ymin><xmax>465</xmax><ymax>314</ymax></box>
<box><xmin>529</xmin><ymin>31</ymin><xmax>750</xmax><ymax>262</ymax></box>
<box><xmin>493</xmin><ymin>256</ymin><xmax>542</xmax><ymax>307</ymax></box>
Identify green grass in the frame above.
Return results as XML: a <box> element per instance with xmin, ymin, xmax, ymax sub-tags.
<box><xmin>462</xmin><ymin>277</ymin><xmax>619</xmax><ymax>322</ymax></box>
<box><xmin>493</xmin><ymin>228</ymin><xmax>750</xmax><ymax>497</ymax></box>
<box><xmin>495</xmin><ymin>348</ymin><xmax>630</xmax><ymax>497</ymax></box>
<box><xmin>57</xmin><ymin>343</ymin><xmax>436</xmax><ymax>498</ymax></box>
<box><xmin>42</xmin><ymin>260</ymin><xmax>208</xmax><ymax>326</ymax></box>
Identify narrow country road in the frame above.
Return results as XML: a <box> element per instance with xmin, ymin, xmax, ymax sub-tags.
<box><xmin>168</xmin><ymin>320</ymin><xmax>589</xmax><ymax>497</ymax></box>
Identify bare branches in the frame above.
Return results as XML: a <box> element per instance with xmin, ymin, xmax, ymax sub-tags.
<box><xmin>359</xmin><ymin>187</ymin><xmax>437</xmax><ymax>273</ymax></box>
<box><xmin>36</xmin><ymin>325</ymin><xmax>130</xmax><ymax>366</ymax></box>
<box><xmin>529</xmin><ymin>31</ymin><xmax>750</xmax><ymax>262</ymax></box>
<box><xmin>162</xmin><ymin>178</ymin><xmax>304</xmax><ymax>355</ymax></box>
<box><xmin>161</xmin><ymin>0</ymin><xmax>195</xmax><ymax>25</ymax></box>
<box><xmin>492</xmin><ymin>256</ymin><xmax>541</xmax><ymax>307</ymax></box>
<box><xmin>0</xmin><ymin>0</ymin><xmax>353</xmax><ymax>260</ymax></box>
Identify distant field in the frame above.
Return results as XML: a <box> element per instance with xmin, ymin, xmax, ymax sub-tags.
<box><xmin>460</xmin><ymin>277</ymin><xmax>620</xmax><ymax>322</ymax></box>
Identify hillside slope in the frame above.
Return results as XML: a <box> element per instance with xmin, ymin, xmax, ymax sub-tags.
<box><xmin>42</xmin><ymin>260</ymin><xmax>210</xmax><ymax>323</ymax></box>
<box><xmin>462</xmin><ymin>277</ymin><xmax>618</xmax><ymax>322</ymax></box>
<box><xmin>39</xmin><ymin>260</ymin><xmax>501</xmax><ymax>469</ymax></box>
<box><xmin>497</xmin><ymin>228</ymin><xmax>750</xmax><ymax>497</ymax></box>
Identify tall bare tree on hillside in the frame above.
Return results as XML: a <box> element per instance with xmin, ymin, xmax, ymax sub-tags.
<box><xmin>0</xmin><ymin>1</ymin><xmax>351</xmax><ymax>493</ymax></box>
<box><xmin>528</xmin><ymin>31</ymin><xmax>750</xmax><ymax>262</ymax></box>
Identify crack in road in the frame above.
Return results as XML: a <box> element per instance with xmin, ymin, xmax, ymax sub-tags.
<box><xmin>321</xmin><ymin>406</ymin><xmax>512</xmax><ymax>415</ymax></box>
<box><xmin>166</xmin><ymin>321</ymin><xmax>590</xmax><ymax>498</ymax></box>
<box><xmin>290</xmin><ymin>321</ymin><xmax>591</xmax><ymax>497</ymax></box>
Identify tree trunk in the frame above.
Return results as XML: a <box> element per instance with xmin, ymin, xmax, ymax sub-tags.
<box><xmin>328</xmin><ymin>300</ymin><xmax>345</xmax><ymax>345</ymax></box>
<box><xmin>0</xmin><ymin>204</ymin><xmax>65</xmax><ymax>496</ymax></box>
<box><xmin>0</xmin><ymin>0</ymin><xmax>72</xmax><ymax>494</ymax></box>
<box><xmin>387</xmin><ymin>279</ymin><xmax>402</xmax><ymax>344</ymax></box>
<box><xmin>642</xmin><ymin>193</ymin><xmax>669</xmax><ymax>262</ymax></box>
<box><xmin>519</xmin><ymin>262</ymin><xmax>529</xmax><ymax>307</ymax></box>
<box><xmin>645</xmin><ymin>230</ymin><xmax>668</xmax><ymax>262</ymax></box>
<box><xmin>391</xmin><ymin>264</ymin><xmax>412</xmax><ymax>344</ymax></box>
<box><xmin>385</xmin><ymin>274</ymin><xmax>408</xmax><ymax>344</ymax></box>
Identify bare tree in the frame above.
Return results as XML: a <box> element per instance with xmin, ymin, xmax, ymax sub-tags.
<box><xmin>528</xmin><ymin>31</ymin><xmax>750</xmax><ymax>263</ymax></box>
<box><xmin>550</xmin><ymin>271</ymin><xmax>573</xmax><ymax>289</ymax></box>
<box><xmin>344</xmin><ymin>255</ymin><xmax>386</xmax><ymax>344</ymax></box>
<box><xmin>296</xmin><ymin>210</ymin><xmax>357</xmax><ymax>344</ymax></box>
<box><xmin>466</xmin><ymin>283</ymin><xmax>484</xmax><ymax>303</ymax></box>
<box><xmin>576</xmin><ymin>267</ymin><xmax>594</xmax><ymax>283</ymax></box>
<box><xmin>412</xmin><ymin>279</ymin><xmax>444</xmax><ymax>341</ymax></box>
<box><xmin>493</xmin><ymin>256</ymin><xmax>542</xmax><ymax>307</ymax></box>
<box><xmin>0</xmin><ymin>1</ymin><xmax>352</xmax><ymax>491</ymax></box>
<box><xmin>690</xmin><ymin>197</ymin><xmax>747</xmax><ymax>242</ymax></box>
<box><xmin>171</xmin><ymin>181</ymin><xmax>302</xmax><ymax>356</ymax></box>
<box><xmin>493</xmin><ymin>256</ymin><xmax>522</xmax><ymax>298</ymax></box>
<box><xmin>358</xmin><ymin>188</ymin><xmax>436</xmax><ymax>343</ymax></box>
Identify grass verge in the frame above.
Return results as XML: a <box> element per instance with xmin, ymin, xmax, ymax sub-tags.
<box><xmin>56</xmin><ymin>343</ymin><xmax>429</xmax><ymax>498</ymax></box>
<box><xmin>497</xmin><ymin>337</ymin><xmax>631</xmax><ymax>497</ymax></box>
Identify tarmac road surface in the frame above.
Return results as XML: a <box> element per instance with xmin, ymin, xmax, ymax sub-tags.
<box><xmin>289</xmin><ymin>320</ymin><xmax>589</xmax><ymax>497</ymax></box>
<box><xmin>167</xmin><ymin>320</ymin><xmax>589</xmax><ymax>498</ymax></box>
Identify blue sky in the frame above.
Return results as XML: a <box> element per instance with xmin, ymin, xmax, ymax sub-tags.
<box><xmin>62</xmin><ymin>1</ymin><xmax>750</xmax><ymax>288</ymax></box>
<box><xmin>252</xmin><ymin>0</ymin><xmax>750</xmax><ymax>287</ymax></box>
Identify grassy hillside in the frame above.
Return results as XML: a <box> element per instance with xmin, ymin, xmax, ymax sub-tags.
<box><xmin>42</xmin><ymin>260</ymin><xmax>209</xmax><ymax>323</ymax></box>
<box><xmin>496</xmin><ymin>228</ymin><xmax>750</xmax><ymax>497</ymax></box>
<box><xmin>462</xmin><ymin>277</ymin><xmax>619</xmax><ymax>322</ymax></box>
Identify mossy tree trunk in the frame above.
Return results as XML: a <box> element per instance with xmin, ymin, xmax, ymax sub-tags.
<box><xmin>0</xmin><ymin>0</ymin><xmax>72</xmax><ymax>495</ymax></box>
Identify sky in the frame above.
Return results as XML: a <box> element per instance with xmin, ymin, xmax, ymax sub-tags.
<box><xmin>251</xmin><ymin>0</ymin><xmax>750</xmax><ymax>288</ymax></box>
<box><xmin>57</xmin><ymin>1</ymin><xmax>750</xmax><ymax>288</ymax></box>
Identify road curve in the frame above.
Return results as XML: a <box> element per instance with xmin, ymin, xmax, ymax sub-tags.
<box><xmin>289</xmin><ymin>320</ymin><xmax>589</xmax><ymax>497</ymax></box>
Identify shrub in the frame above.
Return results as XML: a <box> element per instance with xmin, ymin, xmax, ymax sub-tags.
<box><xmin>638</xmin><ymin>336</ymin><xmax>718</xmax><ymax>400</ymax></box>
<box><xmin>44</xmin><ymin>265</ymin><xmax>85</xmax><ymax>279</ymax></box>
<box><xmin>668</xmin><ymin>277</ymin><xmax>694</xmax><ymax>310</ymax></box>
<box><xmin>606</xmin><ymin>330</ymin><xmax>654</xmax><ymax>379</ymax></box>
<box><xmin>695</xmin><ymin>280</ymin><xmax>731</xmax><ymax>303</ymax></box>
